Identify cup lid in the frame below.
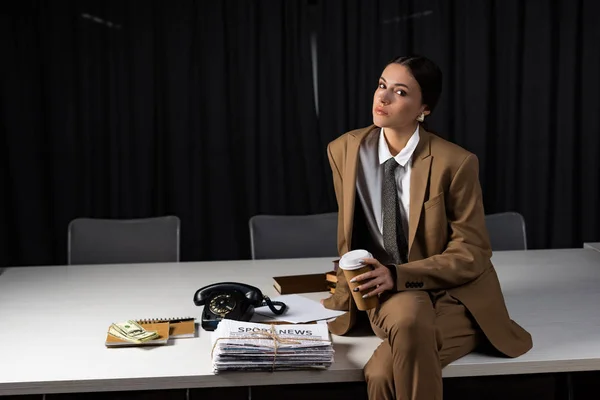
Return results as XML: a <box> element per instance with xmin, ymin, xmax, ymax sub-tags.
<box><xmin>339</xmin><ymin>249</ymin><xmax>372</xmax><ymax>270</ymax></box>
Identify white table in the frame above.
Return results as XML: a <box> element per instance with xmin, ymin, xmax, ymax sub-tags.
<box><xmin>2</xmin><ymin>249</ymin><xmax>600</xmax><ymax>395</ymax></box>
<box><xmin>584</xmin><ymin>242</ymin><xmax>600</xmax><ymax>252</ymax></box>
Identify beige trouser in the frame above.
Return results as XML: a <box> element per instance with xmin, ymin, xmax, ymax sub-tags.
<box><xmin>365</xmin><ymin>290</ymin><xmax>481</xmax><ymax>400</ymax></box>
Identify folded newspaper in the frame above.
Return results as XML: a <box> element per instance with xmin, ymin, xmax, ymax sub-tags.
<box><xmin>211</xmin><ymin>320</ymin><xmax>334</xmax><ymax>372</ymax></box>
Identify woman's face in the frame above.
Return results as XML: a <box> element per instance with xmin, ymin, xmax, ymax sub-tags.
<box><xmin>372</xmin><ymin>63</ymin><xmax>429</xmax><ymax>131</ymax></box>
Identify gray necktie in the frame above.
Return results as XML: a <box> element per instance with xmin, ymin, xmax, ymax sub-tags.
<box><xmin>382</xmin><ymin>158</ymin><xmax>408</xmax><ymax>264</ymax></box>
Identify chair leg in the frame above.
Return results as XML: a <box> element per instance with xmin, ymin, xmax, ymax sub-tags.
<box><xmin>566</xmin><ymin>372</ymin><xmax>574</xmax><ymax>400</ymax></box>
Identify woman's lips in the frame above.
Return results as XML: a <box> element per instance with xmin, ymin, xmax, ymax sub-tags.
<box><xmin>374</xmin><ymin>107</ymin><xmax>388</xmax><ymax>116</ymax></box>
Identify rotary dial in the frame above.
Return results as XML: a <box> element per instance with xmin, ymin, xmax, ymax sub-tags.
<box><xmin>209</xmin><ymin>293</ymin><xmax>237</xmax><ymax>316</ymax></box>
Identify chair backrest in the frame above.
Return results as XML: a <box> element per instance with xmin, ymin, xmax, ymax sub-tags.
<box><xmin>68</xmin><ymin>216</ymin><xmax>181</xmax><ymax>265</ymax></box>
<box><xmin>484</xmin><ymin>212</ymin><xmax>527</xmax><ymax>251</ymax></box>
<box><xmin>249</xmin><ymin>212</ymin><xmax>338</xmax><ymax>260</ymax></box>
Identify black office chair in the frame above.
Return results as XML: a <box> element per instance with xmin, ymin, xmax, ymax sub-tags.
<box><xmin>249</xmin><ymin>212</ymin><xmax>338</xmax><ymax>260</ymax></box>
<box><xmin>67</xmin><ymin>216</ymin><xmax>181</xmax><ymax>265</ymax></box>
<box><xmin>484</xmin><ymin>212</ymin><xmax>527</xmax><ymax>251</ymax></box>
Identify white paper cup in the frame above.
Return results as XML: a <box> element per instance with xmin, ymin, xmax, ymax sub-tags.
<box><xmin>339</xmin><ymin>250</ymin><xmax>379</xmax><ymax>310</ymax></box>
<box><xmin>339</xmin><ymin>249</ymin><xmax>372</xmax><ymax>269</ymax></box>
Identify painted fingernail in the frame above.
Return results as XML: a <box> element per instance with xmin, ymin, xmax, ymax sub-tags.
<box><xmin>362</xmin><ymin>294</ymin><xmax>369</xmax><ymax>298</ymax></box>
<box><xmin>353</xmin><ymin>287</ymin><xmax>359</xmax><ymax>292</ymax></box>
<box><xmin>350</xmin><ymin>278</ymin><xmax>356</xmax><ymax>283</ymax></box>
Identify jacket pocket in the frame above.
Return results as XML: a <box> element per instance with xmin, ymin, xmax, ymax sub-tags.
<box><xmin>422</xmin><ymin>192</ymin><xmax>448</xmax><ymax>253</ymax></box>
<box><xmin>424</xmin><ymin>192</ymin><xmax>444</xmax><ymax>210</ymax></box>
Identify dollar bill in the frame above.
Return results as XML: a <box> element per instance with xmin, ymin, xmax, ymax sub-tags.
<box><xmin>109</xmin><ymin>320</ymin><xmax>159</xmax><ymax>343</ymax></box>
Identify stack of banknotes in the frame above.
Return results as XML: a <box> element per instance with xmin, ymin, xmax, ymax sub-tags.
<box><xmin>108</xmin><ymin>320</ymin><xmax>159</xmax><ymax>344</ymax></box>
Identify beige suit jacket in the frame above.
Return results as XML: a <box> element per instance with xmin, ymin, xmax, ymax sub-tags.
<box><xmin>323</xmin><ymin>125</ymin><xmax>532</xmax><ymax>358</ymax></box>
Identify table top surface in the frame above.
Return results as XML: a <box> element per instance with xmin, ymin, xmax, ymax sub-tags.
<box><xmin>584</xmin><ymin>242</ymin><xmax>600</xmax><ymax>252</ymax></box>
<box><xmin>2</xmin><ymin>248</ymin><xmax>600</xmax><ymax>395</ymax></box>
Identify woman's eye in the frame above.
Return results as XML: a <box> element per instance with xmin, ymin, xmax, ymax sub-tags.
<box><xmin>378</xmin><ymin>83</ymin><xmax>386</xmax><ymax>89</ymax></box>
<box><xmin>396</xmin><ymin>89</ymin><xmax>407</xmax><ymax>96</ymax></box>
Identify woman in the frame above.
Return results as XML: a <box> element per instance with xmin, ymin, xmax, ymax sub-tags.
<box><xmin>322</xmin><ymin>56</ymin><xmax>532</xmax><ymax>400</ymax></box>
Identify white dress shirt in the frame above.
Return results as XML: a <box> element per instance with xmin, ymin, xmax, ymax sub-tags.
<box><xmin>355</xmin><ymin>125</ymin><xmax>420</xmax><ymax>252</ymax></box>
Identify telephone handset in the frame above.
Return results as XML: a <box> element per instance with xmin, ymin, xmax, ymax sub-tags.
<box><xmin>193</xmin><ymin>282</ymin><xmax>287</xmax><ymax>331</ymax></box>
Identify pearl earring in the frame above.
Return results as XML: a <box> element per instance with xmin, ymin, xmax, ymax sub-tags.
<box><xmin>417</xmin><ymin>113</ymin><xmax>425</xmax><ymax>122</ymax></box>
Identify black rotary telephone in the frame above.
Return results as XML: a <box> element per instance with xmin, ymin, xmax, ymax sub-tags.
<box><xmin>193</xmin><ymin>282</ymin><xmax>287</xmax><ymax>331</ymax></box>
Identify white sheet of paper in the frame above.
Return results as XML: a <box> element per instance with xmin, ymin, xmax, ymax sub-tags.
<box><xmin>253</xmin><ymin>294</ymin><xmax>345</xmax><ymax>323</ymax></box>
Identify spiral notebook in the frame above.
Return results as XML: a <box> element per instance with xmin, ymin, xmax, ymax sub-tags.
<box><xmin>136</xmin><ymin>317</ymin><xmax>196</xmax><ymax>339</ymax></box>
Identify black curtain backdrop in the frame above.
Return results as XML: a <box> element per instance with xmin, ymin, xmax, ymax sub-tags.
<box><xmin>1</xmin><ymin>0</ymin><xmax>600</xmax><ymax>267</ymax></box>
<box><xmin>0</xmin><ymin>0</ymin><xmax>328</xmax><ymax>266</ymax></box>
<box><xmin>317</xmin><ymin>0</ymin><xmax>600</xmax><ymax>250</ymax></box>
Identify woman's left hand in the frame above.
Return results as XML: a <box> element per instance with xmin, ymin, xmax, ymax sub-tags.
<box><xmin>350</xmin><ymin>257</ymin><xmax>395</xmax><ymax>297</ymax></box>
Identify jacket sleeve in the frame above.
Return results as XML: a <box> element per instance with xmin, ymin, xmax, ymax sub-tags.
<box><xmin>394</xmin><ymin>154</ymin><xmax>493</xmax><ymax>291</ymax></box>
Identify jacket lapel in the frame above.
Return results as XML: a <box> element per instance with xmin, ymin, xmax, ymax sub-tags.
<box><xmin>408</xmin><ymin>130</ymin><xmax>432</xmax><ymax>254</ymax></box>
<box><xmin>343</xmin><ymin>126</ymin><xmax>375</xmax><ymax>249</ymax></box>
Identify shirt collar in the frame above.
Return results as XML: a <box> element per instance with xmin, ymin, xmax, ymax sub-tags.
<box><xmin>378</xmin><ymin>125</ymin><xmax>420</xmax><ymax>167</ymax></box>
